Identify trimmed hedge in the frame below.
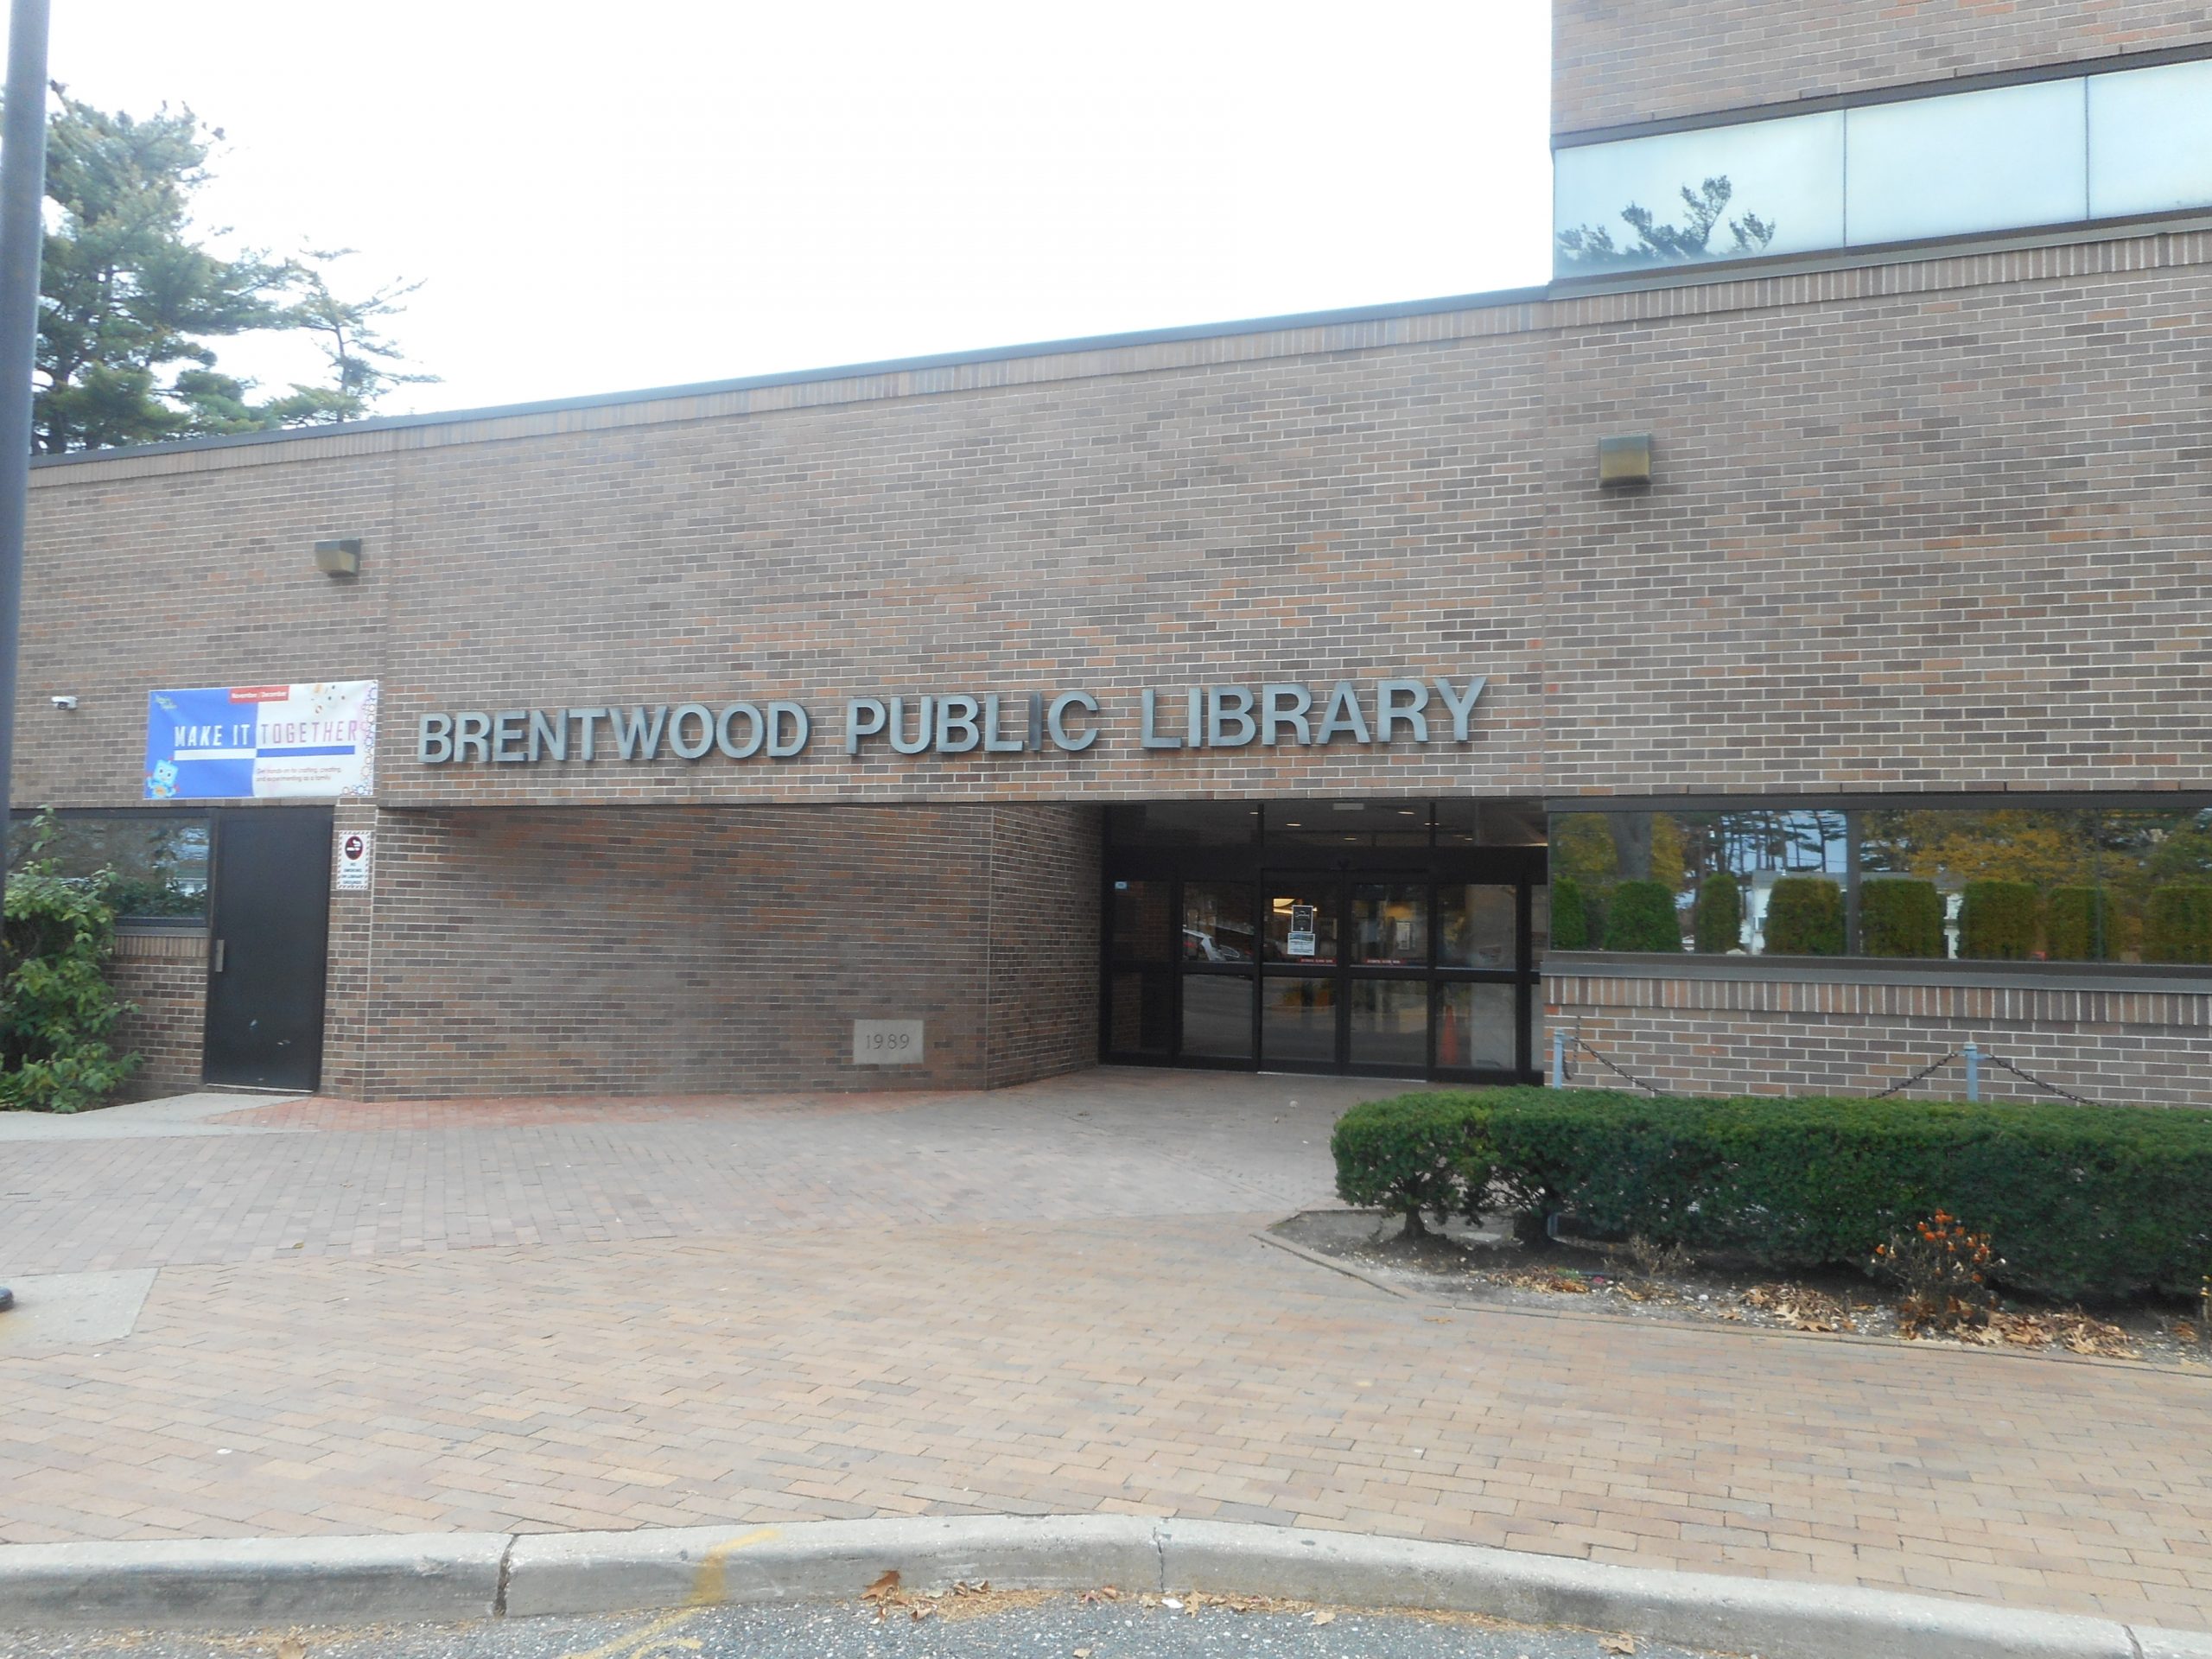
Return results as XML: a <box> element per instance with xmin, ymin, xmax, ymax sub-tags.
<box><xmin>2146</xmin><ymin>883</ymin><xmax>2212</xmax><ymax>965</ymax></box>
<box><xmin>1763</xmin><ymin>875</ymin><xmax>1843</xmax><ymax>956</ymax></box>
<box><xmin>1960</xmin><ymin>880</ymin><xmax>2039</xmax><ymax>960</ymax></box>
<box><xmin>1604</xmin><ymin>879</ymin><xmax>1681</xmax><ymax>953</ymax></box>
<box><xmin>1692</xmin><ymin>872</ymin><xmax>1743</xmax><ymax>954</ymax></box>
<box><xmin>1331</xmin><ymin>1086</ymin><xmax>2212</xmax><ymax>1300</ymax></box>
<box><xmin>1858</xmin><ymin>877</ymin><xmax>1944</xmax><ymax>959</ymax></box>
<box><xmin>2044</xmin><ymin>887</ymin><xmax>2112</xmax><ymax>963</ymax></box>
<box><xmin>1551</xmin><ymin>879</ymin><xmax>1590</xmax><ymax>950</ymax></box>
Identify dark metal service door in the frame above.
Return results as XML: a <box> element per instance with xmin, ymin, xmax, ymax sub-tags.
<box><xmin>202</xmin><ymin>808</ymin><xmax>334</xmax><ymax>1090</ymax></box>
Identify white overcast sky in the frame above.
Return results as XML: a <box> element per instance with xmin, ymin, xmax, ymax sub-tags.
<box><xmin>43</xmin><ymin>2</ymin><xmax>1553</xmax><ymax>418</ymax></box>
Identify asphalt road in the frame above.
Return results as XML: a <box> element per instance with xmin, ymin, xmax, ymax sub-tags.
<box><xmin>0</xmin><ymin>1596</ymin><xmax>1741</xmax><ymax>1659</ymax></box>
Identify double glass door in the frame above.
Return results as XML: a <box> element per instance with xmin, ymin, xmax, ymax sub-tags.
<box><xmin>1121</xmin><ymin>868</ymin><xmax>1539</xmax><ymax>1078</ymax></box>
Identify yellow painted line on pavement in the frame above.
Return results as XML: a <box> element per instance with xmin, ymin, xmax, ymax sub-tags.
<box><xmin>690</xmin><ymin>1525</ymin><xmax>782</xmax><ymax>1604</ymax></box>
<box><xmin>554</xmin><ymin>1526</ymin><xmax>781</xmax><ymax>1659</ymax></box>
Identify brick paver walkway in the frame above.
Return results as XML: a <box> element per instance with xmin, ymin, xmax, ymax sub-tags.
<box><xmin>3</xmin><ymin>1069</ymin><xmax>2210</xmax><ymax>1630</ymax></box>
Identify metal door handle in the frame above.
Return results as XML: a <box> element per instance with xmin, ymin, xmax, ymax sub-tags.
<box><xmin>213</xmin><ymin>938</ymin><xmax>226</xmax><ymax>973</ymax></box>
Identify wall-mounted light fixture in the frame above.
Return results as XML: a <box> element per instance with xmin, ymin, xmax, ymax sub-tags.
<box><xmin>1598</xmin><ymin>434</ymin><xmax>1654</xmax><ymax>491</ymax></box>
<box><xmin>314</xmin><ymin>537</ymin><xmax>363</xmax><ymax>576</ymax></box>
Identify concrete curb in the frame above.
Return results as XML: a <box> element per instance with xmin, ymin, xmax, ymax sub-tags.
<box><xmin>4</xmin><ymin>1516</ymin><xmax>2209</xmax><ymax>1659</ymax></box>
<box><xmin>0</xmin><ymin>1532</ymin><xmax>508</xmax><ymax>1629</ymax></box>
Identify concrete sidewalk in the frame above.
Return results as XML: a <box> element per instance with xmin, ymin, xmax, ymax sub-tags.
<box><xmin>3</xmin><ymin>1069</ymin><xmax>2209</xmax><ymax>1631</ymax></box>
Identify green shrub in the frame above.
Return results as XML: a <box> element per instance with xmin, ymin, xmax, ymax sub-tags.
<box><xmin>3</xmin><ymin>840</ymin><xmax>141</xmax><ymax>1113</ymax></box>
<box><xmin>1327</xmin><ymin>1091</ymin><xmax>1493</xmax><ymax>1236</ymax></box>
<box><xmin>1604</xmin><ymin>879</ymin><xmax>1681</xmax><ymax>953</ymax></box>
<box><xmin>1692</xmin><ymin>872</ymin><xmax>1743</xmax><ymax>954</ymax></box>
<box><xmin>2044</xmin><ymin>887</ymin><xmax>2112</xmax><ymax>963</ymax></box>
<box><xmin>1331</xmin><ymin>1086</ymin><xmax>2212</xmax><ymax>1300</ymax></box>
<box><xmin>2145</xmin><ymin>883</ymin><xmax>2212</xmax><ymax>965</ymax></box>
<box><xmin>1763</xmin><ymin>876</ymin><xmax>1843</xmax><ymax>956</ymax></box>
<box><xmin>1551</xmin><ymin>879</ymin><xmax>1589</xmax><ymax>951</ymax></box>
<box><xmin>1858</xmin><ymin>877</ymin><xmax>1944</xmax><ymax>958</ymax></box>
<box><xmin>1959</xmin><ymin>880</ymin><xmax>2040</xmax><ymax>960</ymax></box>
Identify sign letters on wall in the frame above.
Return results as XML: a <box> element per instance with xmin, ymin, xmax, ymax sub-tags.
<box><xmin>414</xmin><ymin>677</ymin><xmax>1486</xmax><ymax>767</ymax></box>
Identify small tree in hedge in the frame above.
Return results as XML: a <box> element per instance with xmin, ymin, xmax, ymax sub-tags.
<box><xmin>1859</xmin><ymin>877</ymin><xmax>1943</xmax><ymax>958</ymax></box>
<box><xmin>1551</xmin><ymin>878</ymin><xmax>1589</xmax><ymax>950</ymax></box>
<box><xmin>2044</xmin><ymin>887</ymin><xmax>2111</xmax><ymax>963</ymax></box>
<box><xmin>1763</xmin><ymin>875</ymin><xmax>1843</xmax><ymax>955</ymax></box>
<box><xmin>1605</xmin><ymin>878</ymin><xmax>1681</xmax><ymax>952</ymax></box>
<box><xmin>1959</xmin><ymin>880</ymin><xmax>2039</xmax><ymax>960</ymax></box>
<box><xmin>2145</xmin><ymin>883</ymin><xmax>2212</xmax><ymax>965</ymax></box>
<box><xmin>1692</xmin><ymin>871</ymin><xmax>1743</xmax><ymax>953</ymax></box>
<box><xmin>2</xmin><ymin>821</ymin><xmax>140</xmax><ymax>1112</ymax></box>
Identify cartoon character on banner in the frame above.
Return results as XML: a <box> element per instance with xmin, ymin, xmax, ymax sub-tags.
<box><xmin>146</xmin><ymin>759</ymin><xmax>179</xmax><ymax>799</ymax></box>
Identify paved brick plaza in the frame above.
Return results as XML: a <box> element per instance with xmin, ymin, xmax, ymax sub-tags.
<box><xmin>3</xmin><ymin>1069</ymin><xmax>2210</xmax><ymax>1630</ymax></box>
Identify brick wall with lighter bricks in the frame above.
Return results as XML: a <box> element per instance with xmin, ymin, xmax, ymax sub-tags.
<box><xmin>1553</xmin><ymin>0</ymin><xmax>2212</xmax><ymax>133</ymax></box>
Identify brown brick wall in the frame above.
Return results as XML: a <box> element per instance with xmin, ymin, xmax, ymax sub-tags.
<box><xmin>342</xmin><ymin>803</ymin><xmax>1093</xmax><ymax>1099</ymax></box>
<box><xmin>108</xmin><ymin>929</ymin><xmax>206</xmax><ymax>1099</ymax></box>
<box><xmin>1548</xmin><ymin>971</ymin><xmax>2212</xmax><ymax>1105</ymax></box>
<box><xmin>985</xmin><ymin>804</ymin><xmax>1102</xmax><ymax>1086</ymax></box>
<box><xmin>1554</xmin><ymin>0</ymin><xmax>2212</xmax><ymax>134</ymax></box>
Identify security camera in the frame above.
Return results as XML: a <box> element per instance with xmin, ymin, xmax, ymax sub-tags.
<box><xmin>49</xmin><ymin>696</ymin><xmax>77</xmax><ymax>710</ymax></box>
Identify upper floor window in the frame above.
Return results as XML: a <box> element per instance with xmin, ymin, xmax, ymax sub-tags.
<box><xmin>1554</xmin><ymin>56</ymin><xmax>2212</xmax><ymax>277</ymax></box>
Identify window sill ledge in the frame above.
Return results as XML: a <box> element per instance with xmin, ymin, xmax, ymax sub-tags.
<box><xmin>1542</xmin><ymin>951</ymin><xmax>2212</xmax><ymax>995</ymax></box>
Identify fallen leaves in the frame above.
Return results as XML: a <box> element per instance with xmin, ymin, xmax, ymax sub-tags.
<box><xmin>1741</xmin><ymin>1284</ymin><xmax>1856</xmax><ymax>1333</ymax></box>
<box><xmin>860</xmin><ymin>1569</ymin><xmax>1001</xmax><ymax>1621</ymax></box>
<box><xmin>1307</xmin><ymin>1608</ymin><xmax>1337</xmax><ymax>1625</ymax></box>
<box><xmin>276</xmin><ymin>1640</ymin><xmax>308</xmax><ymax>1659</ymax></box>
<box><xmin>1971</xmin><ymin>1310</ymin><xmax>2139</xmax><ymax>1359</ymax></box>
<box><xmin>1600</xmin><ymin>1635</ymin><xmax>1637</xmax><ymax>1654</ymax></box>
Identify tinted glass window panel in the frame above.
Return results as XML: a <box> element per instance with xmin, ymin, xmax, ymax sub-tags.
<box><xmin>1109</xmin><ymin>880</ymin><xmax>1172</xmax><ymax>963</ymax></box>
<box><xmin>1846</xmin><ymin>78</ymin><xmax>2087</xmax><ymax>245</ymax></box>
<box><xmin>1262</xmin><ymin>976</ymin><xmax>1337</xmax><ymax>1065</ymax></box>
<box><xmin>1181</xmin><ymin>976</ymin><xmax>1254</xmax><ymax>1060</ymax></box>
<box><xmin>1351</xmin><ymin>883</ymin><xmax>1427</xmax><ymax>965</ymax></box>
<box><xmin>1268</xmin><ymin>799</ymin><xmax>1428</xmax><ymax>848</ymax></box>
<box><xmin>1439</xmin><ymin>883</ymin><xmax>1517</xmax><ymax>969</ymax></box>
<box><xmin>7</xmin><ymin>812</ymin><xmax>211</xmax><ymax>921</ymax></box>
<box><xmin>1107</xmin><ymin>969</ymin><xmax>1173</xmax><ymax>1056</ymax></box>
<box><xmin>1264</xmin><ymin>885</ymin><xmax>1340</xmax><ymax>964</ymax></box>
<box><xmin>1105</xmin><ymin>802</ymin><xmax>1258</xmax><ymax>846</ymax></box>
<box><xmin>1182</xmin><ymin>880</ymin><xmax>1257</xmax><ymax>963</ymax></box>
<box><xmin>1437</xmin><ymin>982</ymin><xmax>1516</xmax><ymax>1071</ymax></box>
<box><xmin>1555</xmin><ymin>110</ymin><xmax>1844</xmax><ymax>275</ymax></box>
<box><xmin>2088</xmin><ymin>59</ymin><xmax>2212</xmax><ymax>219</ymax></box>
<box><xmin>1348</xmin><ymin>980</ymin><xmax>1427</xmax><ymax>1069</ymax></box>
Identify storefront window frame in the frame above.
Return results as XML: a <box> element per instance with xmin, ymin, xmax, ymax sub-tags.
<box><xmin>5</xmin><ymin>805</ymin><xmax>214</xmax><ymax>928</ymax></box>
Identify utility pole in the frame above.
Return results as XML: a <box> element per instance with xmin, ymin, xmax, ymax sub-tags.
<box><xmin>0</xmin><ymin>0</ymin><xmax>53</xmax><ymax>1317</ymax></box>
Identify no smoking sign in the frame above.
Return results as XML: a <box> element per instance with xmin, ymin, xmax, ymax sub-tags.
<box><xmin>335</xmin><ymin>830</ymin><xmax>373</xmax><ymax>893</ymax></box>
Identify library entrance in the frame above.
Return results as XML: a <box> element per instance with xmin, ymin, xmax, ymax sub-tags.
<box><xmin>1102</xmin><ymin>799</ymin><xmax>1549</xmax><ymax>1081</ymax></box>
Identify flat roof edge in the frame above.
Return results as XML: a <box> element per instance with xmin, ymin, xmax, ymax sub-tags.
<box><xmin>29</xmin><ymin>283</ymin><xmax>1553</xmax><ymax>471</ymax></box>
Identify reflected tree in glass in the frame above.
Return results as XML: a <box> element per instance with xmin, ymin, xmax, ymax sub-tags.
<box><xmin>1557</xmin><ymin>176</ymin><xmax>1778</xmax><ymax>270</ymax></box>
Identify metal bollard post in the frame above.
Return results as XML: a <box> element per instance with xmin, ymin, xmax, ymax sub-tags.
<box><xmin>1964</xmin><ymin>1041</ymin><xmax>1980</xmax><ymax>1103</ymax></box>
<box><xmin>1551</xmin><ymin>1027</ymin><xmax>1566</xmax><ymax>1088</ymax></box>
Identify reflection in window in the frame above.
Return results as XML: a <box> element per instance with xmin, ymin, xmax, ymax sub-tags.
<box><xmin>1438</xmin><ymin>982</ymin><xmax>1516</xmax><ymax>1071</ymax></box>
<box><xmin>1181</xmin><ymin>976</ymin><xmax>1254</xmax><ymax>1059</ymax></box>
<box><xmin>1550</xmin><ymin>804</ymin><xmax>2212</xmax><ymax>965</ymax></box>
<box><xmin>1265</xmin><ymin>887</ymin><xmax>1339</xmax><ymax>964</ymax></box>
<box><xmin>1262</xmin><ymin>976</ymin><xmax>1337</xmax><ymax>1065</ymax></box>
<box><xmin>1351</xmin><ymin>884</ymin><xmax>1427</xmax><ymax>965</ymax></box>
<box><xmin>1554</xmin><ymin>58</ymin><xmax>2212</xmax><ymax>278</ymax></box>
<box><xmin>1109</xmin><ymin>880</ymin><xmax>1172</xmax><ymax>963</ymax></box>
<box><xmin>1348</xmin><ymin>980</ymin><xmax>1427</xmax><ymax>1069</ymax></box>
<box><xmin>1438</xmin><ymin>883</ymin><xmax>1516</xmax><ymax>969</ymax></box>
<box><xmin>1182</xmin><ymin>882</ymin><xmax>1255</xmax><ymax>963</ymax></box>
<box><xmin>6</xmin><ymin>812</ymin><xmax>210</xmax><ymax>922</ymax></box>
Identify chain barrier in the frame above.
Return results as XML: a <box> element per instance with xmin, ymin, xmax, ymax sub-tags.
<box><xmin>1980</xmin><ymin>1047</ymin><xmax>2105</xmax><ymax>1109</ymax></box>
<box><xmin>1563</xmin><ymin>1033</ymin><xmax>1672</xmax><ymax>1098</ymax></box>
<box><xmin>1554</xmin><ymin>1035</ymin><xmax>2107</xmax><ymax>1109</ymax></box>
<box><xmin>1867</xmin><ymin>1048</ymin><xmax>1964</xmax><ymax>1101</ymax></box>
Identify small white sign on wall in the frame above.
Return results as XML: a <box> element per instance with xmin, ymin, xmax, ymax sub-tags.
<box><xmin>852</xmin><ymin>1019</ymin><xmax>924</xmax><ymax>1065</ymax></box>
<box><xmin>335</xmin><ymin>830</ymin><xmax>373</xmax><ymax>893</ymax></box>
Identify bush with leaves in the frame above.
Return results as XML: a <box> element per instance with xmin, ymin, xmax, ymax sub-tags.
<box><xmin>1763</xmin><ymin>875</ymin><xmax>1844</xmax><ymax>956</ymax></box>
<box><xmin>2145</xmin><ymin>883</ymin><xmax>2212</xmax><ymax>965</ymax></box>
<box><xmin>1872</xmin><ymin>1211</ymin><xmax>2000</xmax><ymax>1335</ymax></box>
<box><xmin>1550</xmin><ymin>879</ymin><xmax>1589</xmax><ymax>950</ymax></box>
<box><xmin>2</xmin><ymin>827</ymin><xmax>140</xmax><ymax>1111</ymax></box>
<box><xmin>2044</xmin><ymin>887</ymin><xmax>2112</xmax><ymax>963</ymax></box>
<box><xmin>1858</xmin><ymin>877</ymin><xmax>1944</xmax><ymax>958</ymax></box>
<box><xmin>1692</xmin><ymin>871</ymin><xmax>1743</xmax><ymax>953</ymax></box>
<box><xmin>1332</xmin><ymin>1085</ymin><xmax>2212</xmax><ymax>1300</ymax></box>
<box><xmin>1604</xmin><ymin>879</ymin><xmax>1681</xmax><ymax>952</ymax></box>
<box><xmin>1959</xmin><ymin>880</ymin><xmax>2039</xmax><ymax>960</ymax></box>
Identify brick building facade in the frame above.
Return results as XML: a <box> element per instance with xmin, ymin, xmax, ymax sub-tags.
<box><xmin>16</xmin><ymin>1</ymin><xmax>2212</xmax><ymax>1104</ymax></box>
